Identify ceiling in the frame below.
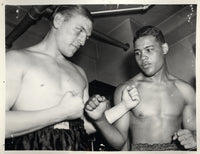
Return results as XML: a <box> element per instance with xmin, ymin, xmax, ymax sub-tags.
<box><xmin>5</xmin><ymin>4</ymin><xmax>197</xmax><ymax>48</ymax></box>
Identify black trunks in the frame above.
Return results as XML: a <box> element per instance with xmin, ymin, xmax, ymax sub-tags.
<box><xmin>5</xmin><ymin>119</ymin><xmax>90</xmax><ymax>150</ymax></box>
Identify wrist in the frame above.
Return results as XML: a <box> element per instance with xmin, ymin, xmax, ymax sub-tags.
<box><xmin>120</xmin><ymin>101</ymin><xmax>130</xmax><ymax>111</ymax></box>
<box><xmin>94</xmin><ymin>113</ymin><xmax>107</xmax><ymax>125</ymax></box>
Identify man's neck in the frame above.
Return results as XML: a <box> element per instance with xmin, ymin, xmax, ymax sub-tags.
<box><xmin>29</xmin><ymin>32</ymin><xmax>66</xmax><ymax>61</ymax></box>
<box><xmin>144</xmin><ymin>65</ymin><xmax>169</xmax><ymax>83</ymax></box>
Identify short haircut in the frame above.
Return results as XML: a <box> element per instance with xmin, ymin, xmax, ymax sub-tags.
<box><xmin>133</xmin><ymin>25</ymin><xmax>165</xmax><ymax>44</ymax></box>
<box><xmin>51</xmin><ymin>5</ymin><xmax>93</xmax><ymax>23</ymax></box>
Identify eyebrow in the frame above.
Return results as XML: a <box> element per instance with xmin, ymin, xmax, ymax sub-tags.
<box><xmin>134</xmin><ymin>45</ymin><xmax>154</xmax><ymax>51</ymax></box>
<box><xmin>144</xmin><ymin>45</ymin><xmax>154</xmax><ymax>48</ymax></box>
<box><xmin>80</xmin><ymin>25</ymin><xmax>91</xmax><ymax>36</ymax></box>
<box><xmin>134</xmin><ymin>49</ymin><xmax>140</xmax><ymax>52</ymax></box>
<box><xmin>134</xmin><ymin>45</ymin><xmax>155</xmax><ymax>53</ymax></box>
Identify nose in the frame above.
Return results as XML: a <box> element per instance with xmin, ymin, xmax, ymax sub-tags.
<box><xmin>140</xmin><ymin>51</ymin><xmax>148</xmax><ymax>61</ymax></box>
<box><xmin>78</xmin><ymin>33</ymin><xmax>87</xmax><ymax>46</ymax></box>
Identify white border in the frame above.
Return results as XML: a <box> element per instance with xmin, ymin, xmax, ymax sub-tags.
<box><xmin>1</xmin><ymin>0</ymin><xmax>199</xmax><ymax>154</ymax></box>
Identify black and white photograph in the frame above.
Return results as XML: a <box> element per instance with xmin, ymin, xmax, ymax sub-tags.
<box><xmin>1</xmin><ymin>0</ymin><xmax>199</xmax><ymax>153</ymax></box>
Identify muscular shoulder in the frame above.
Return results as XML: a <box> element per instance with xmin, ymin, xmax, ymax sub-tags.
<box><xmin>73</xmin><ymin>64</ymin><xmax>87</xmax><ymax>80</ymax></box>
<box><xmin>6</xmin><ymin>49</ymin><xmax>33</xmax><ymax>67</ymax></box>
<box><xmin>114</xmin><ymin>73</ymin><xmax>141</xmax><ymax>105</ymax></box>
<box><xmin>6</xmin><ymin>50</ymin><xmax>31</xmax><ymax>76</ymax></box>
<box><xmin>173</xmin><ymin>78</ymin><xmax>195</xmax><ymax>105</ymax></box>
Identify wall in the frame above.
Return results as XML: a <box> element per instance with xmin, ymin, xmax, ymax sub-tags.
<box><xmin>166</xmin><ymin>33</ymin><xmax>196</xmax><ymax>86</ymax></box>
<box><xmin>95</xmin><ymin>19</ymin><xmax>140</xmax><ymax>86</ymax></box>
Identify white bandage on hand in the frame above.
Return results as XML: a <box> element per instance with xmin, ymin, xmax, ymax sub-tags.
<box><xmin>104</xmin><ymin>103</ymin><xmax>129</xmax><ymax>124</ymax></box>
<box><xmin>105</xmin><ymin>85</ymin><xmax>140</xmax><ymax>124</ymax></box>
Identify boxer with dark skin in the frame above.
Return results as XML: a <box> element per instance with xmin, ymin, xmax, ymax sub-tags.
<box><xmin>85</xmin><ymin>25</ymin><xmax>196</xmax><ymax>151</ymax></box>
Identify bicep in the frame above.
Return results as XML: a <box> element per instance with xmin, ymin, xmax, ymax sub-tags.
<box><xmin>183</xmin><ymin>103</ymin><xmax>196</xmax><ymax>130</ymax></box>
<box><xmin>76</xmin><ymin>66</ymin><xmax>89</xmax><ymax>103</ymax></box>
<box><xmin>83</xmin><ymin>83</ymin><xmax>89</xmax><ymax>104</ymax></box>
<box><xmin>182</xmin><ymin>85</ymin><xmax>196</xmax><ymax>130</ymax></box>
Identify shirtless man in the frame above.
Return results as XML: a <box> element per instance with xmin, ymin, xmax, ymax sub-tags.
<box><xmin>5</xmin><ymin>5</ymin><xmax>96</xmax><ymax>150</ymax></box>
<box><xmin>85</xmin><ymin>25</ymin><xmax>196</xmax><ymax>151</ymax></box>
<box><xmin>5</xmin><ymin>5</ymin><xmax>140</xmax><ymax>150</ymax></box>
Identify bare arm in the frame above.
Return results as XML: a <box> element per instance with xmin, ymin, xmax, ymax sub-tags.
<box><xmin>82</xmin><ymin>82</ymin><xmax>97</xmax><ymax>134</ymax></box>
<box><xmin>173</xmin><ymin>81</ymin><xmax>196</xmax><ymax>149</ymax></box>
<box><xmin>105</xmin><ymin>85</ymin><xmax>140</xmax><ymax>124</ymax></box>
<box><xmin>85</xmin><ymin>84</ymin><xmax>138</xmax><ymax>150</ymax></box>
<box><xmin>73</xmin><ymin>65</ymin><xmax>97</xmax><ymax>134</ymax></box>
<box><xmin>6</xmin><ymin>51</ymin><xmax>84</xmax><ymax>138</ymax></box>
<box><xmin>86</xmin><ymin>97</ymin><xmax>126</xmax><ymax>150</ymax></box>
<box><xmin>181</xmin><ymin>83</ymin><xmax>196</xmax><ymax>131</ymax></box>
<box><xmin>112</xmin><ymin>84</ymin><xmax>131</xmax><ymax>150</ymax></box>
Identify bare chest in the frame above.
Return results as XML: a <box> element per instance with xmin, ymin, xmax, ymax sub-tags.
<box><xmin>15</xmin><ymin>60</ymin><xmax>86</xmax><ymax>110</ymax></box>
<box><xmin>131</xmin><ymin>84</ymin><xmax>185</xmax><ymax>119</ymax></box>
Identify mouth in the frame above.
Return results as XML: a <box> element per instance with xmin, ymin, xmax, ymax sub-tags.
<box><xmin>71</xmin><ymin>44</ymin><xmax>80</xmax><ymax>49</ymax></box>
<box><xmin>141</xmin><ymin>62</ymin><xmax>151</xmax><ymax>69</ymax></box>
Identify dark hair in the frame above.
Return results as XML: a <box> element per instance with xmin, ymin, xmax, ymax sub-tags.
<box><xmin>51</xmin><ymin>5</ymin><xmax>93</xmax><ymax>23</ymax></box>
<box><xmin>133</xmin><ymin>25</ymin><xmax>165</xmax><ymax>44</ymax></box>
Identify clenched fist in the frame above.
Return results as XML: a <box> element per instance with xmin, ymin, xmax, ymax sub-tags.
<box><xmin>121</xmin><ymin>85</ymin><xmax>140</xmax><ymax>110</ymax></box>
<box><xmin>85</xmin><ymin>95</ymin><xmax>109</xmax><ymax>121</ymax></box>
<box><xmin>173</xmin><ymin>129</ymin><xmax>196</xmax><ymax>150</ymax></box>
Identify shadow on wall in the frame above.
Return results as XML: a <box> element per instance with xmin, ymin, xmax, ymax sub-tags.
<box><xmin>123</xmin><ymin>52</ymin><xmax>140</xmax><ymax>79</ymax></box>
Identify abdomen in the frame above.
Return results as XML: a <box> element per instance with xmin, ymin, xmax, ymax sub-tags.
<box><xmin>130</xmin><ymin>115</ymin><xmax>182</xmax><ymax>144</ymax></box>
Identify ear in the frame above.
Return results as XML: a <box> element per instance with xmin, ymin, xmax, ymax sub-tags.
<box><xmin>52</xmin><ymin>13</ymin><xmax>65</xmax><ymax>29</ymax></box>
<box><xmin>162</xmin><ymin>43</ymin><xmax>169</xmax><ymax>55</ymax></box>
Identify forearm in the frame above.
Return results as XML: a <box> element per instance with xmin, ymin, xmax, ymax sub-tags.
<box><xmin>6</xmin><ymin>105</ymin><xmax>76</xmax><ymax>138</ymax></box>
<box><xmin>6</xmin><ymin>108</ymin><xmax>58</xmax><ymax>138</ymax></box>
<box><xmin>105</xmin><ymin>103</ymin><xmax>129</xmax><ymax>124</ymax></box>
<box><xmin>83</xmin><ymin>116</ymin><xmax>96</xmax><ymax>135</ymax></box>
<box><xmin>94</xmin><ymin>114</ymin><xmax>126</xmax><ymax>150</ymax></box>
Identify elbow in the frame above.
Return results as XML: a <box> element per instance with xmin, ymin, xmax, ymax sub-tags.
<box><xmin>112</xmin><ymin>139</ymin><xmax>126</xmax><ymax>151</ymax></box>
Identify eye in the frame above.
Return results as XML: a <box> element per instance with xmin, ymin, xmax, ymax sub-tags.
<box><xmin>134</xmin><ymin>51</ymin><xmax>140</xmax><ymax>56</ymax></box>
<box><xmin>146</xmin><ymin>48</ymin><xmax>153</xmax><ymax>52</ymax></box>
<box><xmin>75</xmin><ymin>27</ymin><xmax>83</xmax><ymax>34</ymax></box>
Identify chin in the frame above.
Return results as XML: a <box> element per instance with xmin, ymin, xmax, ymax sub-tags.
<box><xmin>68</xmin><ymin>53</ymin><xmax>75</xmax><ymax>57</ymax></box>
<box><xmin>64</xmin><ymin>51</ymin><xmax>75</xmax><ymax>57</ymax></box>
<box><xmin>142</xmin><ymin>69</ymin><xmax>155</xmax><ymax>77</ymax></box>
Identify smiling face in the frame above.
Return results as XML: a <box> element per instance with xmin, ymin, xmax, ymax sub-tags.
<box><xmin>134</xmin><ymin>35</ymin><xmax>166</xmax><ymax>77</ymax></box>
<box><xmin>54</xmin><ymin>13</ymin><xmax>93</xmax><ymax>57</ymax></box>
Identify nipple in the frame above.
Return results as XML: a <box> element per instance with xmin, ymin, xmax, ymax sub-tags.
<box><xmin>138</xmin><ymin>113</ymin><xmax>144</xmax><ymax>118</ymax></box>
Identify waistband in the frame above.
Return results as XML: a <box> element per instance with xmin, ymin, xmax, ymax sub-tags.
<box><xmin>131</xmin><ymin>143</ymin><xmax>182</xmax><ymax>151</ymax></box>
<box><xmin>53</xmin><ymin>118</ymin><xmax>84</xmax><ymax>130</ymax></box>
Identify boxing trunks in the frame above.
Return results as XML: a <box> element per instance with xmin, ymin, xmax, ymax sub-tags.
<box><xmin>5</xmin><ymin>119</ymin><xmax>90</xmax><ymax>150</ymax></box>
